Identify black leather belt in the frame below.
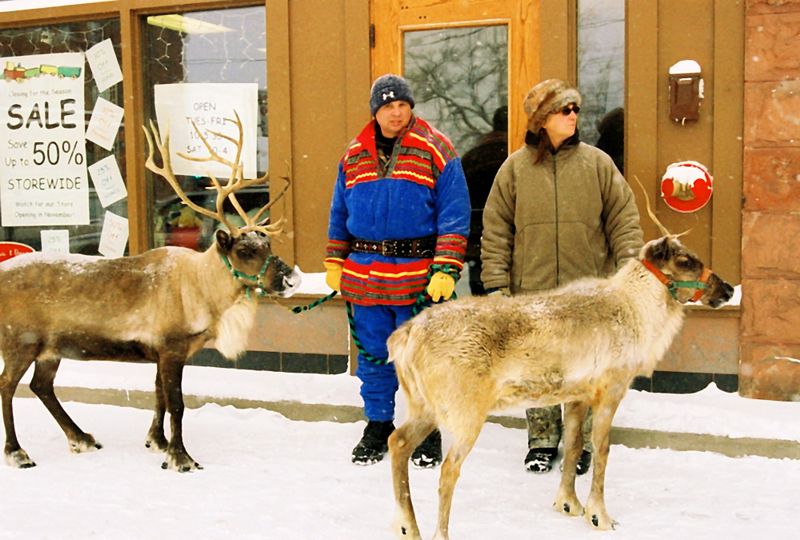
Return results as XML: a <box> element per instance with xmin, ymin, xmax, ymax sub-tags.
<box><xmin>351</xmin><ymin>235</ymin><xmax>436</xmax><ymax>258</ymax></box>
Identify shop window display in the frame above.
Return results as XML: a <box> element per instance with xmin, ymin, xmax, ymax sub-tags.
<box><xmin>0</xmin><ymin>20</ymin><xmax>124</xmax><ymax>256</ymax></box>
<box><xmin>142</xmin><ymin>6</ymin><xmax>267</xmax><ymax>251</ymax></box>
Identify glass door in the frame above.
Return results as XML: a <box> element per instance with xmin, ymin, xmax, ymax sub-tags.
<box><xmin>371</xmin><ymin>0</ymin><xmax>539</xmax><ymax>296</ymax></box>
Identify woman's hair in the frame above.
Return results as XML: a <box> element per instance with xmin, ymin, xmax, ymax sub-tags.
<box><xmin>533</xmin><ymin>128</ymin><xmax>554</xmax><ymax>164</ymax></box>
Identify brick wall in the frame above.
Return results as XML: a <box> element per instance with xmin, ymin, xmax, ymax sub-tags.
<box><xmin>740</xmin><ymin>0</ymin><xmax>800</xmax><ymax>400</ymax></box>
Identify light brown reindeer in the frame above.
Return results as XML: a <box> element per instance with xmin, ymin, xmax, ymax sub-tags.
<box><xmin>387</xmin><ymin>228</ymin><xmax>734</xmax><ymax>537</ymax></box>
<box><xmin>0</xmin><ymin>113</ymin><xmax>300</xmax><ymax>472</ymax></box>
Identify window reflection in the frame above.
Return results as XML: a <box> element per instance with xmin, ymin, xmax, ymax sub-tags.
<box><xmin>577</xmin><ymin>0</ymin><xmax>624</xmax><ymax>173</ymax></box>
<box><xmin>142</xmin><ymin>6</ymin><xmax>267</xmax><ymax>250</ymax></box>
<box><xmin>403</xmin><ymin>24</ymin><xmax>509</xmax><ymax>297</ymax></box>
<box><xmin>403</xmin><ymin>25</ymin><xmax>508</xmax><ymax>153</ymax></box>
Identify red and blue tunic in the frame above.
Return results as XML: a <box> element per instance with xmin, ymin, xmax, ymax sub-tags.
<box><xmin>326</xmin><ymin>116</ymin><xmax>470</xmax><ymax>306</ymax></box>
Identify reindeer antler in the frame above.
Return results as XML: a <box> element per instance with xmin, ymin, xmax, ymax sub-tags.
<box><xmin>143</xmin><ymin>111</ymin><xmax>290</xmax><ymax>237</ymax></box>
<box><xmin>632</xmin><ymin>175</ymin><xmax>672</xmax><ymax>237</ymax></box>
<box><xmin>143</xmin><ymin>120</ymin><xmax>238</xmax><ymax>233</ymax></box>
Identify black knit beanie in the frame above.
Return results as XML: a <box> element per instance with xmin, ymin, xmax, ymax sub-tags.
<box><xmin>370</xmin><ymin>74</ymin><xmax>415</xmax><ymax>116</ymax></box>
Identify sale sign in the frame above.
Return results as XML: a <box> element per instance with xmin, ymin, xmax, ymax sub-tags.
<box><xmin>0</xmin><ymin>52</ymin><xmax>89</xmax><ymax>226</ymax></box>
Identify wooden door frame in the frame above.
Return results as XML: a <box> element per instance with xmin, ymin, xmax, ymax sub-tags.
<box><xmin>370</xmin><ymin>0</ymin><xmax>541</xmax><ymax>151</ymax></box>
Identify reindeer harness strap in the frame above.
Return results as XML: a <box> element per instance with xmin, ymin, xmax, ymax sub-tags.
<box><xmin>641</xmin><ymin>259</ymin><xmax>711</xmax><ymax>302</ymax></box>
<box><xmin>220</xmin><ymin>252</ymin><xmax>275</xmax><ymax>298</ymax></box>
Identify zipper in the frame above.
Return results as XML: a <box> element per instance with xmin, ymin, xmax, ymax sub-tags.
<box><xmin>553</xmin><ymin>155</ymin><xmax>560</xmax><ymax>286</ymax></box>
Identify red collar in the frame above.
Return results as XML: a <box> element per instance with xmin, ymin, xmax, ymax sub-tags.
<box><xmin>641</xmin><ymin>259</ymin><xmax>711</xmax><ymax>303</ymax></box>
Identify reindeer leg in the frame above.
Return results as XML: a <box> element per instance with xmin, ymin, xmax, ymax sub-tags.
<box><xmin>29</xmin><ymin>359</ymin><xmax>101</xmax><ymax>454</ymax></box>
<box><xmin>434</xmin><ymin>418</ymin><xmax>483</xmax><ymax>540</ymax></box>
<box><xmin>0</xmin><ymin>347</ymin><xmax>36</xmax><ymax>468</ymax></box>
<box><xmin>584</xmin><ymin>395</ymin><xmax>623</xmax><ymax>530</ymax></box>
<box><xmin>145</xmin><ymin>362</ymin><xmax>168</xmax><ymax>452</ymax></box>
<box><xmin>158</xmin><ymin>357</ymin><xmax>201</xmax><ymax>472</ymax></box>
<box><xmin>390</xmin><ymin>415</ymin><xmax>435</xmax><ymax>540</ymax></box>
<box><xmin>554</xmin><ymin>401</ymin><xmax>588</xmax><ymax>517</ymax></box>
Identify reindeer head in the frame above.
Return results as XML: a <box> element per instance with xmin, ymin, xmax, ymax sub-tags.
<box><xmin>143</xmin><ymin>111</ymin><xmax>301</xmax><ymax>298</ymax></box>
<box><xmin>632</xmin><ymin>175</ymin><xmax>733</xmax><ymax>308</ymax></box>
<box><xmin>216</xmin><ymin>229</ymin><xmax>300</xmax><ymax>298</ymax></box>
<box><xmin>640</xmin><ymin>235</ymin><xmax>733</xmax><ymax>308</ymax></box>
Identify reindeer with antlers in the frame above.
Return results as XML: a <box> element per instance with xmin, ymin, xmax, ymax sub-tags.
<box><xmin>0</xmin><ymin>113</ymin><xmax>300</xmax><ymax>472</ymax></box>
<box><xmin>386</xmin><ymin>184</ymin><xmax>734</xmax><ymax>537</ymax></box>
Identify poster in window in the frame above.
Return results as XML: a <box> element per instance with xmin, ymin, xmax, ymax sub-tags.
<box><xmin>153</xmin><ymin>83</ymin><xmax>258</xmax><ymax>179</ymax></box>
<box><xmin>0</xmin><ymin>52</ymin><xmax>89</xmax><ymax>226</ymax></box>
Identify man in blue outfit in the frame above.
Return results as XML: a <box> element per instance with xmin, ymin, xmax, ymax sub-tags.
<box><xmin>325</xmin><ymin>74</ymin><xmax>470</xmax><ymax>466</ymax></box>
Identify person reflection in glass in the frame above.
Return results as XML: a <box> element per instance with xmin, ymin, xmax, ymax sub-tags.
<box><xmin>461</xmin><ymin>105</ymin><xmax>508</xmax><ymax>296</ymax></box>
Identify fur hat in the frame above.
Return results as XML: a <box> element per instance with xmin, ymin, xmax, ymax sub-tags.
<box><xmin>370</xmin><ymin>74</ymin><xmax>415</xmax><ymax>116</ymax></box>
<box><xmin>523</xmin><ymin>79</ymin><xmax>582</xmax><ymax>133</ymax></box>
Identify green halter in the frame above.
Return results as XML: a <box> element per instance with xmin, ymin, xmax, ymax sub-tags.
<box><xmin>220</xmin><ymin>252</ymin><xmax>275</xmax><ymax>299</ymax></box>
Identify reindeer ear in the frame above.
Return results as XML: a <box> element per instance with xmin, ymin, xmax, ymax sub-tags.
<box><xmin>216</xmin><ymin>229</ymin><xmax>234</xmax><ymax>251</ymax></box>
<box><xmin>648</xmin><ymin>237</ymin><xmax>673</xmax><ymax>263</ymax></box>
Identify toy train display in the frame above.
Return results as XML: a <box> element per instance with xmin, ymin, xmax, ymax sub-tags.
<box><xmin>3</xmin><ymin>61</ymin><xmax>82</xmax><ymax>81</ymax></box>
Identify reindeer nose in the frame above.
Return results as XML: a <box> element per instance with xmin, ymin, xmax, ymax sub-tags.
<box><xmin>722</xmin><ymin>282</ymin><xmax>734</xmax><ymax>301</ymax></box>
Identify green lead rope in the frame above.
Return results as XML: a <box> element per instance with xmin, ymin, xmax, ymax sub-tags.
<box><xmin>287</xmin><ymin>264</ymin><xmax>461</xmax><ymax>366</ymax></box>
<box><xmin>290</xmin><ymin>290</ymin><xmax>338</xmax><ymax>313</ymax></box>
<box><xmin>347</xmin><ymin>263</ymin><xmax>462</xmax><ymax>366</ymax></box>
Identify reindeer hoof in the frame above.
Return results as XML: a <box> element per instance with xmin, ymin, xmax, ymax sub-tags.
<box><xmin>162</xmin><ymin>453</ymin><xmax>203</xmax><ymax>472</ymax></box>
<box><xmin>554</xmin><ymin>496</ymin><xmax>583</xmax><ymax>517</ymax></box>
<box><xmin>5</xmin><ymin>449</ymin><xmax>36</xmax><ymax>469</ymax></box>
<box><xmin>588</xmin><ymin>512</ymin><xmax>617</xmax><ymax>530</ymax></box>
<box><xmin>69</xmin><ymin>436</ymin><xmax>102</xmax><ymax>454</ymax></box>
<box><xmin>165</xmin><ymin>462</ymin><xmax>203</xmax><ymax>473</ymax></box>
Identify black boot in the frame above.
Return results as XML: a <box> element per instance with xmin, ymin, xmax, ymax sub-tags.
<box><xmin>558</xmin><ymin>449</ymin><xmax>592</xmax><ymax>475</ymax></box>
<box><xmin>411</xmin><ymin>429</ymin><xmax>442</xmax><ymax>468</ymax></box>
<box><xmin>576</xmin><ymin>450</ymin><xmax>592</xmax><ymax>475</ymax></box>
<box><xmin>351</xmin><ymin>421</ymin><xmax>395</xmax><ymax>465</ymax></box>
<box><xmin>524</xmin><ymin>447</ymin><xmax>558</xmax><ymax>473</ymax></box>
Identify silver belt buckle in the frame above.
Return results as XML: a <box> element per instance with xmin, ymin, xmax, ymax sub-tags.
<box><xmin>381</xmin><ymin>240</ymin><xmax>396</xmax><ymax>256</ymax></box>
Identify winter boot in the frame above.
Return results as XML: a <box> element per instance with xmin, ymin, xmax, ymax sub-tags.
<box><xmin>524</xmin><ymin>447</ymin><xmax>558</xmax><ymax>473</ymax></box>
<box><xmin>410</xmin><ymin>429</ymin><xmax>442</xmax><ymax>468</ymax></box>
<box><xmin>558</xmin><ymin>449</ymin><xmax>592</xmax><ymax>475</ymax></box>
<box><xmin>576</xmin><ymin>450</ymin><xmax>592</xmax><ymax>475</ymax></box>
<box><xmin>351</xmin><ymin>420</ymin><xmax>395</xmax><ymax>465</ymax></box>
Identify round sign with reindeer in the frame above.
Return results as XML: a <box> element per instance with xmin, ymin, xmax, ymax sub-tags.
<box><xmin>660</xmin><ymin>160</ymin><xmax>713</xmax><ymax>213</ymax></box>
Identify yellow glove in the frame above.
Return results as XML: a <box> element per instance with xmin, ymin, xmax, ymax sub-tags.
<box><xmin>427</xmin><ymin>271</ymin><xmax>455</xmax><ymax>302</ymax></box>
<box><xmin>324</xmin><ymin>261</ymin><xmax>343</xmax><ymax>292</ymax></box>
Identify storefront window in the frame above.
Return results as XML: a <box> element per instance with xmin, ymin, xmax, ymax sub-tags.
<box><xmin>0</xmin><ymin>19</ymin><xmax>124</xmax><ymax>255</ymax></box>
<box><xmin>142</xmin><ymin>6</ymin><xmax>267</xmax><ymax>251</ymax></box>
<box><xmin>577</xmin><ymin>0</ymin><xmax>625</xmax><ymax>173</ymax></box>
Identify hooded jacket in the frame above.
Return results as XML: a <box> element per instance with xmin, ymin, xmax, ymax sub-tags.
<box><xmin>480</xmin><ymin>131</ymin><xmax>643</xmax><ymax>294</ymax></box>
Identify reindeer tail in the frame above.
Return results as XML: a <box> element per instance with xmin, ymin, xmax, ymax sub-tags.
<box><xmin>387</xmin><ymin>322</ymin><xmax>413</xmax><ymax>367</ymax></box>
<box><xmin>388</xmin><ymin>323</ymin><xmax>433</xmax><ymax>410</ymax></box>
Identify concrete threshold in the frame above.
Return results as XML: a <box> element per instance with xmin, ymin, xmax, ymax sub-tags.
<box><xmin>18</xmin><ymin>385</ymin><xmax>800</xmax><ymax>461</ymax></box>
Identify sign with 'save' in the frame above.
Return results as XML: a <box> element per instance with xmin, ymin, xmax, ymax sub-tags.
<box><xmin>0</xmin><ymin>52</ymin><xmax>89</xmax><ymax>226</ymax></box>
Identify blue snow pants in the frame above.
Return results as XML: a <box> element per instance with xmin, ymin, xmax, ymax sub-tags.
<box><xmin>351</xmin><ymin>303</ymin><xmax>416</xmax><ymax>422</ymax></box>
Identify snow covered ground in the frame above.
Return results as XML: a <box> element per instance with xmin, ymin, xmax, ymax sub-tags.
<box><xmin>0</xmin><ymin>360</ymin><xmax>798</xmax><ymax>539</ymax></box>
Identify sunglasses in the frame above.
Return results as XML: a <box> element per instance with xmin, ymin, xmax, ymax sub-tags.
<box><xmin>558</xmin><ymin>105</ymin><xmax>581</xmax><ymax>116</ymax></box>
